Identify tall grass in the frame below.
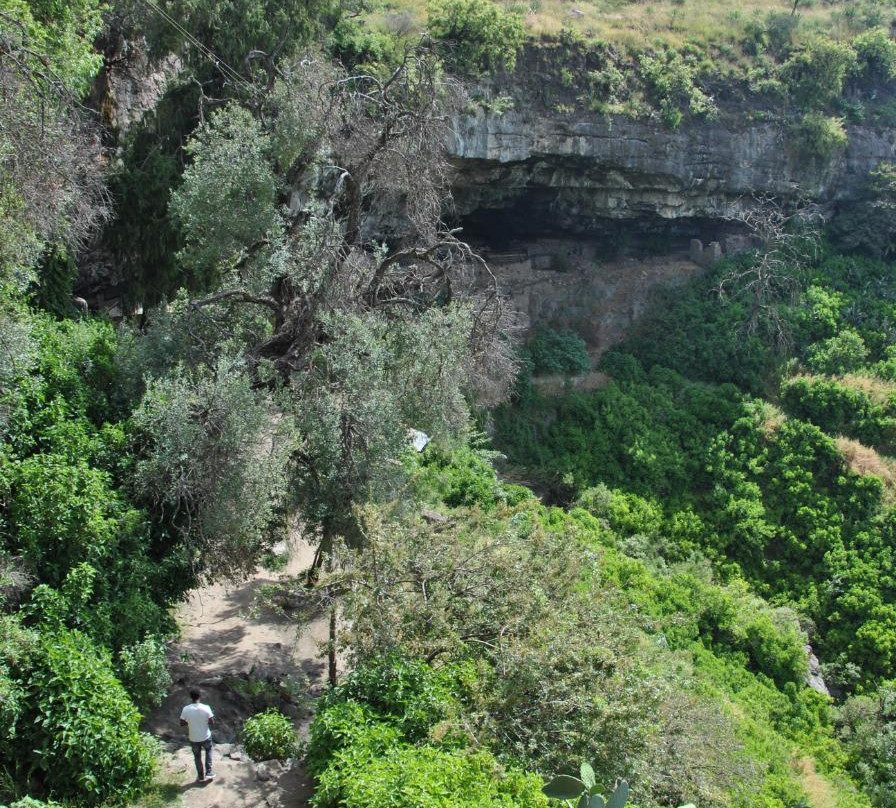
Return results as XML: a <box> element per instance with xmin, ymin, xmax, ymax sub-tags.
<box><xmin>367</xmin><ymin>0</ymin><xmax>896</xmax><ymax>52</ymax></box>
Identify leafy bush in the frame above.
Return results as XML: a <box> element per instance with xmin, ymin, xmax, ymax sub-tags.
<box><xmin>523</xmin><ymin>328</ymin><xmax>591</xmax><ymax>376</ymax></box>
<box><xmin>242</xmin><ymin>709</ymin><xmax>297</xmax><ymax>761</ymax></box>
<box><xmin>328</xmin><ymin>17</ymin><xmax>400</xmax><ymax>71</ymax></box>
<box><xmin>143</xmin><ymin>0</ymin><xmax>325</xmax><ymax>70</ymax></box>
<box><xmin>412</xmin><ymin>444</ymin><xmax>530</xmax><ymax>509</ymax></box>
<box><xmin>638</xmin><ymin>49</ymin><xmax>717</xmax><ymax>129</ymax></box>
<box><xmin>318</xmin><ymin>654</ymin><xmax>465</xmax><ymax>742</ymax></box>
<box><xmin>117</xmin><ymin>635</ymin><xmax>172</xmax><ymax>714</ymax></box>
<box><xmin>9</xmin><ymin>798</ymin><xmax>65</xmax><ymax>808</ymax></box>
<box><xmin>307</xmin><ymin>654</ymin><xmax>547</xmax><ymax>808</ymax></box>
<box><xmin>837</xmin><ymin>682</ymin><xmax>896</xmax><ymax>808</ymax></box>
<box><xmin>306</xmin><ymin>700</ymin><xmax>401</xmax><ymax>776</ymax></box>
<box><xmin>314</xmin><ymin>744</ymin><xmax>548</xmax><ymax>808</ymax></box>
<box><xmin>853</xmin><ymin>28</ymin><xmax>896</xmax><ymax>82</ymax></box>
<box><xmin>805</xmin><ymin>329</ymin><xmax>869</xmax><ymax>375</ymax></box>
<box><xmin>781</xmin><ymin>38</ymin><xmax>858</xmax><ymax>108</ymax></box>
<box><xmin>6</xmin><ymin>629</ymin><xmax>155</xmax><ymax>805</ymax></box>
<box><xmin>791</xmin><ymin>112</ymin><xmax>848</xmax><ymax>162</ymax></box>
<box><xmin>780</xmin><ymin>376</ymin><xmax>896</xmax><ymax>451</ymax></box>
<box><xmin>428</xmin><ymin>0</ymin><xmax>524</xmax><ymax>76</ymax></box>
<box><xmin>169</xmin><ymin>105</ymin><xmax>281</xmax><ymax>289</ymax></box>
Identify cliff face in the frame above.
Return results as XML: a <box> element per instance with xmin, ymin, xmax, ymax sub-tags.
<box><xmin>448</xmin><ymin>108</ymin><xmax>896</xmax><ymax>238</ymax></box>
<box><xmin>446</xmin><ymin>93</ymin><xmax>896</xmax><ymax>349</ymax></box>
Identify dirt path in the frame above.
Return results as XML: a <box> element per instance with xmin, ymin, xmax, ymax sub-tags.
<box><xmin>145</xmin><ymin>537</ymin><xmax>330</xmax><ymax>808</ymax></box>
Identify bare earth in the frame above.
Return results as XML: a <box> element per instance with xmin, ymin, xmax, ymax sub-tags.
<box><xmin>144</xmin><ymin>537</ymin><xmax>330</xmax><ymax>808</ymax></box>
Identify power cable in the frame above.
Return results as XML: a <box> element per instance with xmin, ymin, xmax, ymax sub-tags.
<box><xmin>136</xmin><ymin>0</ymin><xmax>259</xmax><ymax>96</ymax></box>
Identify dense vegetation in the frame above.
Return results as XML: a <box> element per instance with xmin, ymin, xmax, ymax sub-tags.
<box><xmin>488</xmin><ymin>248</ymin><xmax>896</xmax><ymax>806</ymax></box>
<box><xmin>3</xmin><ymin>0</ymin><xmax>896</xmax><ymax>807</ymax></box>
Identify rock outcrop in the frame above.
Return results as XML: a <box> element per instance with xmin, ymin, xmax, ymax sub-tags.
<box><xmin>448</xmin><ymin>108</ymin><xmax>896</xmax><ymax>238</ymax></box>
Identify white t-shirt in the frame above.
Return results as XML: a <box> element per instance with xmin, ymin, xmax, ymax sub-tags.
<box><xmin>180</xmin><ymin>702</ymin><xmax>214</xmax><ymax>742</ymax></box>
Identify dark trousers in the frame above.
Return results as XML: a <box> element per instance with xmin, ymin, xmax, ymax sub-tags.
<box><xmin>191</xmin><ymin>737</ymin><xmax>213</xmax><ymax>779</ymax></box>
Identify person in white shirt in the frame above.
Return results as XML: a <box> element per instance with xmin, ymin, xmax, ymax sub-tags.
<box><xmin>180</xmin><ymin>688</ymin><xmax>216</xmax><ymax>782</ymax></box>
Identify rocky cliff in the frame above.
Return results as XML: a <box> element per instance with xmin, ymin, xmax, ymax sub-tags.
<box><xmin>448</xmin><ymin>107</ymin><xmax>896</xmax><ymax>242</ymax></box>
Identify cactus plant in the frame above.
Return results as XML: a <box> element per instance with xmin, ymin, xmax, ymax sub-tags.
<box><xmin>542</xmin><ymin>763</ymin><xmax>693</xmax><ymax>808</ymax></box>
<box><xmin>542</xmin><ymin>766</ymin><xmax>629</xmax><ymax>808</ymax></box>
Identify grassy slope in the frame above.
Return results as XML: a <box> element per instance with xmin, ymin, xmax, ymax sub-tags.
<box><xmin>368</xmin><ymin>0</ymin><xmax>895</xmax><ymax>54</ymax></box>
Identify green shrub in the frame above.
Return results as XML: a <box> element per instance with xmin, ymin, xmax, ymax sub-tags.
<box><xmin>791</xmin><ymin>112</ymin><xmax>848</xmax><ymax>162</ymax></box>
<box><xmin>805</xmin><ymin>329</ymin><xmax>869</xmax><ymax>375</ymax></box>
<box><xmin>780</xmin><ymin>376</ymin><xmax>896</xmax><ymax>450</ymax></box>
<box><xmin>781</xmin><ymin>38</ymin><xmax>858</xmax><ymax>108</ymax></box>
<box><xmin>314</xmin><ymin>744</ymin><xmax>549</xmax><ymax>808</ymax></box>
<box><xmin>523</xmin><ymin>328</ymin><xmax>591</xmax><ymax>376</ymax></box>
<box><xmin>853</xmin><ymin>28</ymin><xmax>896</xmax><ymax>82</ymax></box>
<box><xmin>639</xmin><ymin>49</ymin><xmax>717</xmax><ymax>129</ymax></box>
<box><xmin>328</xmin><ymin>17</ymin><xmax>400</xmax><ymax>71</ymax></box>
<box><xmin>319</xmin><ymin>654</ymin><xmax>465</xmax><ymax>742</ymax></box>
<box><xmin>306</xmin><ymin>701</ymin><xmax>401</xmax><ymax>777</ymax></box>
<box><xmin>763</xmin><ymin>12</ymin><xmax>799</xmax><ymax>59</ymax></box>
<box><xmin>242</xmin><ymin>709</ymin><xmax>297</xmax><ymax>761</ymax></box>
<box><xmin>837</xmin><ymin>682</ymin><xmax>896</xmax><ymax>808</ymax></box>
<box><xmin>412</xmin><ymin>445</ymin><xmax>526</xmax><ymax>509</ymax></box>
<box><xmin>7</xmin><ymin>629</ymin><xmax>155</xmax><ymax>805</ymax></box>
<box><xmin>9</xmin><ymin>798</ymin><xmax>65</xmax><ymax>808</ymax></box>
<box><xmin>428</xmin><ymin>0</ymin><xmax>524</xmax><ymax>76</ymax></box>
<box><xmin>117</xmin><ymin>635</ymin><xmax>172</xmax><ymax>715</ymax></box>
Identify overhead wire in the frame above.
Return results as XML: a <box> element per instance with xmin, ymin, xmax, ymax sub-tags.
<box><xmin>136</xmin><ymin>0</ymin><xmax>259</xmax><ymax>96</ymax></box>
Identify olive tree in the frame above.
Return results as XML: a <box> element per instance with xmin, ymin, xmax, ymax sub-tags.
<box><xmin>130</xmin><ymin>354</ymin><xmax>294</xmax><ymax>580</ymax></box>
<box><xmin>155</xmin><ymin>46</ymin><xmax>517</xmax><ymax>560</ymax></box>
<box><xmin>332</xmin><ymin>504</ymin><xmax>757</xmax><ymax>806</ymax></box>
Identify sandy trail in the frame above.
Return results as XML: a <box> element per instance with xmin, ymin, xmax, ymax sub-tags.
<box><xmin>145</xmin><ymin>536</ymin><xmax>330</xmax><ymax>808</ymax></box>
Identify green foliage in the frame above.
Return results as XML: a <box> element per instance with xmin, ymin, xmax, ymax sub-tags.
<box><xmin>0</xmin><ymin>314</ymin><xmax>180</xmax><ymax>651</ymax></box>
<box><xmin>131</xmin><ymin>355</ymin><xmax>292</xmax><ymax>580</ymax></box>
<box><xmin>616</xmin><ymin>259</ymin><xmax>779</xmax><ymax>394</ymax></box>
<box><xmin>0</xmin><ymin>0</ymin><xmax>105</xmax><ymax>96</ymax></box>
<box><xmin>319</xmin><ymin>654</ymin><xmax>466</xmax><ymax>742</ymax></box>
<box><xmin>523</xmin><ymin>328</ymin><xmax>591</xmax><ymax>376</ymax></box>
<box><xmin>117</xmin><ymin>636</ymin><xmax>172</xmax><ymax>715</ymax></box>
<box><xmin>315</xmin><ymin>743</ymin><xmax>548</xmax><ymax>808</ymax></box>
<box><xmin>638</xmin><ymin>49</ymin><xmax>717</xmax><ymax>129</ymax></box>
<box><xmin>6</xmin><ymin>629</ymin><xmax>154</xmax><ymax>805</ymax></box>
<box><xmin>542</xmin><ymin>773</ymin><xmax>629</xmax><ymax>808</ymax></box>
<box><xmin>32</xmin><ymin>245</ymin><xmax>77</xmax><ymax>317</ymax></box>
<box><xmin>806</xmin><ymin>329</ymin><xmax>870</xmax><ymax>374</ymax></box>
<box><xmin>495</xmin><ymin>250</ymin><xmax>896</xmax><ymax>698</ymax></box>
<box><xmin>0</xmin><ymin>615</ymin><xmax>37</xmax><ymax>756</ymax></box>
<box><xmin>308</xmin><ymin>653</ymin><xmax>547</xmax><ymax>808</ymax></box>
<box><xmin>9</xmin><ymin>798</ymin><xmax>65</xmax><ymax>808</ymax></box>
<box><xmin>170</xmin><ymin>104</ymin><xmax>282</xmax><ymax>290</ymax></box>
<box><xmin>142</xmin><ymin>0</ymin><xmax>325</xmax><ymax>71</ymax></box>
<box><xmin>837</xmin><ymin>682</ymin><xmax>896</xmax><ymax>808</ymax></box>
<box><xmin>780</xmin><ymin>376</ymin><xmax>896</xmax><ymax>451</ymax></box>
<box><xmin>791</xmin><ymin>112</ymin><xmax>848</xmax><ymax>162</ymax></box>
<box><xmin>306</xmin><ymin>700</ymin><xmax>402</xmax><ymax>777</ymax></box>
<box><xmin>781</xmin><ymin>38</ymin><xmax>858</xmax><ymax>109</ymax></box>
<box><xmin>328</xmin><ymin>17</ymin><xmax>402</xmax><ymax>72</ymax></box>
<box><xmin>104</xmin><ymin>99</ymin><xmax>191</xmax><ymax>307</ymax></box>
<box><xmin>411</xmin><ymin>444</ymin><xmax>530</xmax><ymax>509</ymax></box>
<box><xmin>242</xmin><ymin>709</ymin><xmax>297</xmax><ymax>761</ymax></box>
<box><xmin>428</xmin><ymin>0</ymin><xmax>525</xmax><ymax>76</ymax></box>
<box><xmin>852</xmin><ymin>28</ymin><xmax>896</xmax><ymax>83</ymax></box>
<box><xmin>496</xmin><ymin>356</ymin><xmax>744</xmax><ymax>501</ymax></box>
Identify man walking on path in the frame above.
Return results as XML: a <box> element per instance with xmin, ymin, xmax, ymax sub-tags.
<box><xmin>180</xmin><ymin>688</ymin><xmax>216</xmax><ymax>782</ymax></box>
